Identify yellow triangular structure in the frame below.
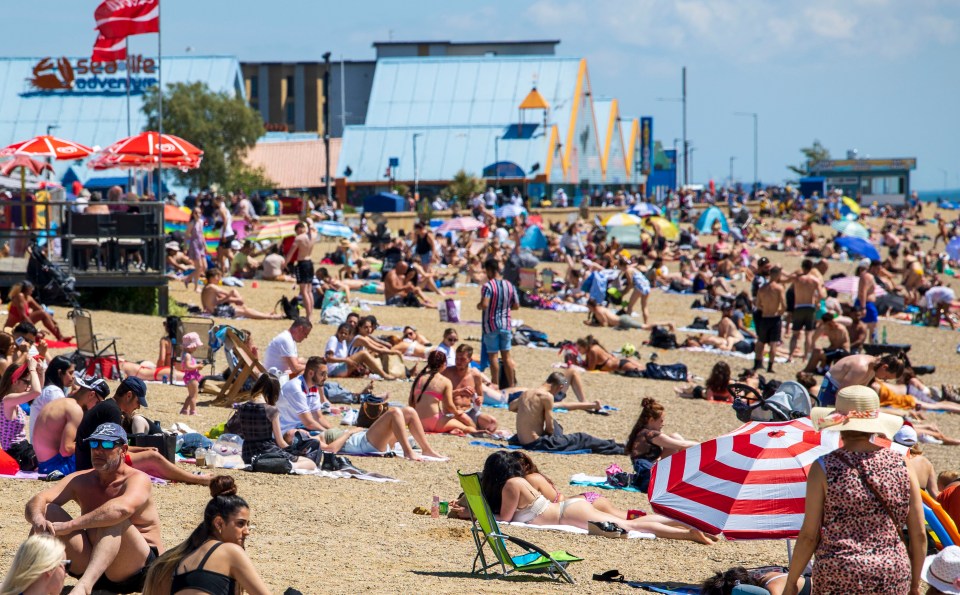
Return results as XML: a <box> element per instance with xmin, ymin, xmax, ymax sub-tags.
<box><xmin>519</xmin><ymin>87</ymin><xmax>550</xmax><ymax>110</ymax></box>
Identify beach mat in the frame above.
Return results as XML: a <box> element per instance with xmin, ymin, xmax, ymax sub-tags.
<box><xmin>1</xmin><ymin>470</ymin><xmax>167</xmax><ymax>485</ymax></box>
<box><xmin>681</xmin><ymin>345</ymin><xmax>788</xmax><ymax>363</ymax></box>
<box><xmin>507</xmin><ymin>521</ymin><xmax>654</xmax><ymax>540</ymax></box>
<box><xmin>292</xmin><ymin>468</ymin><xmax>400</xmax><ymax>483</ymax></box>
<box><xmin>570</xmin><ymin>473</ymin><xmax>641</xmax><ymax>493</ymax></box>
<box><xmin>45</xmin><ymin>339</ymin><xmax>77</xmax><ymax>349</ymax></box>
<box><xmin>469</xmin><ymin>440</ymin><xmax>592</xmax><ymax>455</ymax></box>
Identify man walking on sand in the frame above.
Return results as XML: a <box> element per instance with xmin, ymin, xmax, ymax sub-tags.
<box><xmin>26</xmin><ymin>423</ymin><xmax>163</xmax><ymax>595</ymax></box>
<box><xmin>754</xmin><ymin>266</ymin><xmax>786</xmax><ymax>372</ymax></box>
<box><xmin>286</xmin><ymin>219</ymin><xmax>316</xmax><ymax>320</ymax></box>
<box><xmin>856</xmin><ymin>258</ymin><xmax>881</xmax><ymax>342</ymax></box>
<box><xmin>478</xmin><ymin>258</ymin><xmax>519</xmax><ymax>388</ymax></box>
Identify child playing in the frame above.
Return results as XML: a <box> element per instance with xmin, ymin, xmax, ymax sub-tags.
<box><xmin>179</xmin><ymin>332</ymin><xmax>204</xmax><ymax>415</ymax></box>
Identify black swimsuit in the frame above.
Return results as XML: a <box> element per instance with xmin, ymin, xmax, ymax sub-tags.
<box><xmin>171</xmin><ymin>542</ymin><xmax>237</xmax><ymax>595</ymax></box>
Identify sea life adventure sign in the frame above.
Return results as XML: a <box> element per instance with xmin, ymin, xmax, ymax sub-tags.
<box><xmin>22</xmin><ymin>54</ymin><xmax>158</xmax><ymax>97</ymax></box>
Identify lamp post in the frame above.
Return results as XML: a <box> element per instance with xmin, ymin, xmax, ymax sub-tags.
<box><xmin>729</xmin><ymin>156</ymin><xmax>736</xmax><ymax>188</ymax></box>
<box><xmin>412</xmin><ymin>133</ymin><xmax>423</xmax><ymax>200</ymax></box>
<box><xmin>734</xmin><ymin>111</ymin><xmax>758</xmax><ymax>196</ymax></box>
<box><xmin>657</xmin><ymin>66</ymin><xmax>688</xmax><ymax>186</ymax></box>
<box><xmin>322</xmin><ymin>51</ymin><xmax>332</xmax><ymax>212</ymax></box>
<box><xmin>688</xmin><ymin>146</ymin><xmax>696</xmax><ymax>184</ymax></box>
<box><xmin>494</xmin><ymin>135</ymin><xmax>501</xmax><ymax>191</ymax></box>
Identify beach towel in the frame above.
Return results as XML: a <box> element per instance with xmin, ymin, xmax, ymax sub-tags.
<box><xmin>291</xmin><ymin>468</ymin><xmax>400</xmax><ymax>483</ymax></box>
<box><xmin>506</xmin><ymin>521</ymin><xmax>654</xmax><ymax>540</ymax></box>
<box><xmin>469</xmin><ymin>440</ymin><xmax>593</xmax><ymax>455</ymax></box>
<box><xmin>680</xmin><ymin>345</ymin><xmax>788</xmax><ymax>363</ymax></box>
<box><xmin>570</xmin><ymin>473</ymin><xmax>641</xmax><ymax>493</ymax></box>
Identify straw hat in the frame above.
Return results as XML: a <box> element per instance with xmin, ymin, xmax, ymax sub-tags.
<box><xmin>810</xmin><ymin>385</ymin><xmax>903</xmax><ymax>439</ymax></box>
<box><xmin>181</xmin><ymin>332</ymin><xmax>203</xmax><ymax>350</ymax></box>
<box><xmin>923</xmin><ymin>546</ymin><xmax>960</xmax><ymax>594</ymax></box>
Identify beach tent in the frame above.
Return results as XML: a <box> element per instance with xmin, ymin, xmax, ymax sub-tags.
<box><xmin>520</xmin><ymin>225</ymin><xmax>547</xmax><ymax>251</ymax></box>
<box><xmin>696</xmin><ymin>206</ymin><xmax>729</xmax><ymax>234</ymax></box>
<box><xmin>363</xmin><ymin>192</ymin><xmax>405</xmax><ymax>213</ymax></box>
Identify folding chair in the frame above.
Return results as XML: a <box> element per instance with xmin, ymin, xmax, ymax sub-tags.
<box><xmin>173</xmin><ymin>316</ymin><xmax>215</xmax><ymax>370</ymax></box>
<box><xmin>457</xmin><ymin>471</ymin><xmax>581</xmax><ymax>584</ymax></box>
<box><xmin>203</xmin><ymin>328</ymin><xmax>266</xmax><ymax>406</ymax></box>
<box><xmin>68</xmin><ymin>308</ymin><xmax>123</xmax><ymax>378</ymax></box>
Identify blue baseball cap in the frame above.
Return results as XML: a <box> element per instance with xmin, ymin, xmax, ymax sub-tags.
<box><xmin>120</xmin><ymin>377</ymin><xmax>148</xmax><ymax>407</ymax></box>
<box><xmin>84</xmin><ymin>422</ymin><xmax>127</xmax><ymax>445</ymax></box>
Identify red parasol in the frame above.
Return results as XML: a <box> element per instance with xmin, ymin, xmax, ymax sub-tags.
<box><xmin>1</xmin><ymin>155</ymin><xmax>54</xmax><ymax>177</ymax></box>
<box><xmin>0</xmin><ymin>135</ymin><xmax>94</xmax><ymax>160</ymax></box>
<box><xmin>102</xmin><ymin>132</ymin><xmax>202</xmax><ymax>158</ymax></box>
<box><xmin>87</xmin><ymin>152</ymin><xmax>202</xmax><ymax>171</ymax></box>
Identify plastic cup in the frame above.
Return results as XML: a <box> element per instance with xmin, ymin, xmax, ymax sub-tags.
<box><xmin>252</xmin><ymin>281</ymin><xmax>259</xmax><ymax>288</ymax></box>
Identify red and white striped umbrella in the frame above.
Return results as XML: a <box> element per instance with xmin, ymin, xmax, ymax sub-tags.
<box><xmin>436</xmin><ymin>216</ymin><xmax>483</xmax><ymax>233</ymax></box>
<box><xmin>823</xmin><ymin>275</ymin><xmax>887</xmax><ymax>297</ymax></box>
<box><xmin>0</xmin><ymin>135</ymin><xmax>94</xmax><ymax>160</ymax></box>
<box><xmin>87</xmin><ymin>152</ymin><xmax>202</xmax><ymax>171</ymax></box>
<box><xmin>648</xmin><ymin>418</ymin><xmax>840</xmax><ymax>539</ymax></box>
<box><xmin>102</xmin><ymin>131</ymin><xmax>202</xmax><ymax>158</ymax></box>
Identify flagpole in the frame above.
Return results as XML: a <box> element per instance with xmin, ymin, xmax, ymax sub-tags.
<box><xmin>126</xmin><ymin>37</ymin><xmax>132</xmax><ymax>191</ymax></box>
<box><xmin>157</xmin><ymin>0</ymin><xmax>163</xmax><ymax>201</ymax></box>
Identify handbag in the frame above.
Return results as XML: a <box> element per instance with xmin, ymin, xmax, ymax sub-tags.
<box><xmin>6</xmin><ymin>440</ymin><xmax>38</xmax><ymax>472</ymax></box>
<box><xmin>250</xmin><ymin>452</ymin><xmax>293</xmax><ymax>475</ymax></box>
<box><xmin>356</xmin><ymin>394</ymin><xmax>388</xmax><ymax>428</ymax></box>
<box><xmin>835</xmin><ymin>451</ymin><xmax>907</xmax><ymax>544</ymax></box>
<box><xmin>379</xmin><ymin>353</ymin><xmax>405</xmax><ymax>378</ymax></box>
<box><xmin>128</xmin><ymin>432</ymin><xmax>177</xmax><ymax>463</ymax></box>
<box><xmin>439</xmin><ymin>299</ymin><xmax>461</xmax><ymax>323</ymax></box>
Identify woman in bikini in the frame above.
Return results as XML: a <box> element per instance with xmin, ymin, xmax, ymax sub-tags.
<box><xmin>388</xmin><ymin>326</ymin><xmax>433</xmax><ymax>359</ymax></box>
<box><xmin>510</xmin><ymin>451</ymin><xmax>630</xmax><ymax>519</ymax></box>
<box><xmin>5</xmin><ymin>281</ymin><xmax>71</xmax><ymax>342</ymax></box>
<box><xmin>575</xmin><ymin>336</ymin><xmax>644</xmax><ymax>375</ymax></box>
<box><xmin>479</xmin><ymin>451</ymin><xmax>718</xmax><ymax>544</ymax></box>
<box><xmin>408</xmin><ymin>351</ymin><xmax>476</xmax><ymax>434</ymax></box>
<box><xmin>143</xmin><ymin>476</ymin><xmax>271</xmax><ymax>595</ymax></box>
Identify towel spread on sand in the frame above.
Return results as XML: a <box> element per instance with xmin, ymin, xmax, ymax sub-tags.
<box><xmin>506</xmin><ymin>520</ymin><xmax>654</xmax><ymax>540</ymax></box>
<box><xmin>469</xmin><ymin>440</ymin><xmax>592</xmax><ymax>455</ymax></box>
<box><xmin>680</xmin><ymin>345</ymin><xmax>788</xmax><ymax>363</ymax></box>
<box><xmin>570</xmin><ymin>473</ymin><xmax>641</xmax><ymax>493</ymax></box>
<box><xmin>291</xmin><ymin>469</ymin><xmax>400</xmax><ymax>482</ymax></box>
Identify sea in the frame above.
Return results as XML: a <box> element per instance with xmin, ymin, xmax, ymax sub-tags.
<box><xmin>918</xmin><ymin>188</ymin><xmax>960</xmax><ymax>203</ymax></box>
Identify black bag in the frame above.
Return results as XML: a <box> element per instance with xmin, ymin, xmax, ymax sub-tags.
<box><xmin>128</xmin><ymin>432</ymin><xmax>177</xmax><ymax>463</ymax></box>
<box><xmin>688</xmin><ymin>316</ymin><xmax>710</xmax><ymax>330</ymax></box>
<box><xmin>643</xmin><ymin>362</ymin><xmax>688</xmax><ymax>381</ymax></box>
<box><xmin>286</xmin><ymin>432</ymin><xmax>321</xmax><ymax>458</ymax></box>
<box><xmin>356</xmin><ymin>394</ymin><xmax>388</xmax><ymax>428</ymax></box>
<box><xmin>251</xmin><ymin>452</ymin><xmax>293</xmax><ymax>475</ymax></box>
<box><xmin>649</xmin><ymin>326</ymin><xmax>678</xmax><ymax>350</ymax></box>
<box><xmin>276</xmin><ymin>296</ymin><xmax>300</xmax><ymax>320</ymax></box>
<box><xmin>6</xmin><ymin>440</ymin><xmax>38</xmax><ymax>472</ymax></box>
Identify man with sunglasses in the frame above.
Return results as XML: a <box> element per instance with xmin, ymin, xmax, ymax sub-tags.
<box><xmin>25</xmin><ymin>422</ymin><xmax>163</xmax><ymax>595</ymax></box>
<box><xmin>33</xmin><ymin>372</ymin><xmax>109</xmax><ymax>477</ymax></box>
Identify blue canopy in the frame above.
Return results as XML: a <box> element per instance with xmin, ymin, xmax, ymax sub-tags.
<box><xmin>835</xmin><ymin>236</ymin><xmax>880</xmax><ymax>261</ymax></box>
<box><xmin>696</xmin><ymin>206</ymin><xmax>729</xmax><ymax>233</ymax></box>
<box><xmin>482</xmin><ymin>161</ymin><xmax>525</xmax><ymax>178</ymax></box>
<box><xmin>363</xmin><ymin>191</ymin><xmax>405</xmax><ymax>213</ymax></box>
<box><xmin>520</xmin><ymin>226</ymin><xmax>547</xmax><ymax>251</ymax></box>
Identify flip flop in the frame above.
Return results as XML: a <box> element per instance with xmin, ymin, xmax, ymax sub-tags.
<box><xmin>593</xmin><ymin>569</ymin><xmax>625</xmax><ymax>582</ymax></box>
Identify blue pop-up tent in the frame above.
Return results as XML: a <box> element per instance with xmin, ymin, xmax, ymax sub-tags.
<box><xmin>520</xmin><ymin>225</ymin><xmax>547</xmax><ymax>251</ymax></box>
<box><xmin>696</xmin><ymin>206</ymin><xmax>729</xmax><ymax>233</ymax></box>
<box><xmin>363</xmin><ymin>191</ymin><xmax>405</xmax><ymax>213</ymax></box>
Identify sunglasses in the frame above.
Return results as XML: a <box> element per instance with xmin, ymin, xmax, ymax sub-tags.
<box><xmin>446</xmin><ymin>337</ymin><xmax>458</xmax><ymax>343</ymax></box>
<box><xmin>88</xmin><ymin>440</ymin><xmax>121</xmax><ymax>450</ymax></box>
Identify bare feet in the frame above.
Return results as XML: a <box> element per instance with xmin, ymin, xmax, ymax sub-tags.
<box><xmin>692</xmin><ymin>530</ymin><xmax>721</xmax><ymax>545</ymax></box>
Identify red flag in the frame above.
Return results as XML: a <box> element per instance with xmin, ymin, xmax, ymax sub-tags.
<box><xmin>94</xmin><ymin>0</ymin><xmax>159</xmax><ymax>39</ymax></box>
<box><xmin>91</xmin><ymin>34</ymin><xmax>127</xmax><ymax>63</ymax></box>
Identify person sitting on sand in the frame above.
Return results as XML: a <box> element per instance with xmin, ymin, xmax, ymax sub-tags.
<box><xmin>276</xmin><ymin>356</ymin><xmax>333</xmax><ymax>441</ymax></box>
<box><xmin>408</xmin><ymin>351</ymin><xmax>477</xmax><ymax>434</ymax></box>
<box><xmin>234</xmin><ymin>374</ymin><xmax>317</xmax><ymax>471</ymax></box>
<box><xmin>347</xmin><ymin>315</ymin><xmax>408</xmax><ymax>379</ymax></box>
<box><xmin>626</xmin><ymin>398</ymin><xmax>699</xmax><ymax>491</ymax></box>
<box><xmin>142</xmin><ymin>476</ymin><xmax>271</xmax><ymax>595</ymax></box>
<box><xmin>508</xmin><ymin>372</ymin><xmax>623</xmax><ymax>454</ymax></box>
<box><xmin>323</xmin><ymin>322</ymin><xmax>399</xmax><ymax>380</ymax></box>
<box><xmin>383</xmin><ymin>260</ymin><xmax>435</xmax><ymax>308</ymax></box>
<box><xmin>0</xmin><ymin>357</ymin><xmax>40</xmax><ymax>452</ymax></box>
<box><xmin>676</xmin><ymin>362</ymin><xmax>734</xmax><ymax>402</ymax></box>
<box><xmin>479</xmin><ymin>450</ymin><xmax>718</xmax><ymax>544</ymax></box>
<box><xmin>0</xmin><ymin>535</ymin><xmax>69</xmax><ymax>595</ymax></box>
<box><xmin>387</xmin><ymin>326</ymin><xmax>433</xmax><ymax>359</ymax></box>
<box><xmin>165</xmin><ymin>242</ymin><xmax>195</xmax><ymax>284</ymax></box>
<box><xmin>26</xmin><ymin>423</ymin><xmax>164</xmax><ymax>594</ymax></box>
<box><xmin>200</xmin><ymin>268</ymin><xmax>283</xmax><ymax>320</ymax></box>
<box><xmin>801</xmin><ymin>313</ymin><xmax>850</xmax><ymax>374</ymax></box>
<box><xmin>4</xmin><ymin>281</ymin><xmax>71</xmax><ymax>342</ymax></box>
<box><xmin>817</xmin><ymin>352</ymin><xmax>906</xmax><ymax>407</ymax></box>
<box><xmin>575</xmin><ymin>335</ymin><xmax>645</xmax><ymax>375</ymax></box>
<box><xmin>260</xmin><ymin>245</ymin><xmax>295</xmax><ymax>283</ymax></box>
<box><xmin>33</xmin><ymin>371</ymin><xmax>110</xmax><ymax>476</ymax></box>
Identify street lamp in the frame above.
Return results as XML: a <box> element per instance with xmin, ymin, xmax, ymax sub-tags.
<box><xmin>322</xmin><ymin>51</ymin><xmax>332</xmax><ymax>211</ymax></box>
<box><xmin>729</xmin><ymin>156</ymin><xmax>736</xmax><ymax>188</ymax></box>
<box><xmin>688</xmin><ymin>146</ymin><xmax>696</xmax><ymax>184</ymax></box>
<box><xmin>657</xmin><ymin>66</ymin><xmax>688</xmax><ymax>185</ymax></box>
<box><xmin>494</xmin><ymin>135</ymin><xmax>501</xmax><ymax>191</ymax></box>
<box><xmin>412</xmin><ymin>133</ymin><xmax>423</xmax><ymax>200</ymax></box>
<box><xmin>734</xmin><ymin>111</ymin><xmax>758</xmax><ymax>195</ymax></box>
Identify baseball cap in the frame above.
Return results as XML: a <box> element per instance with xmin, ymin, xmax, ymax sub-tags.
<box><xmin>230</xmin><ymin>240</ymin><xmax>242</xmax><ymax>251</ymax></box>
<box><xmin>858</xmin><ymin>257</ymin><xmax>871</xmax><ymax>269</ymax></box>
<box><xmin>165</xmin><ymin>241</ymin><xmax>180</xmax><ymax>251</ymax></box>
<box><xmin>893</xmin><ymin>424</ymin><xmax>918</xmax><ymax>447</ymax></box>
<box><xmin>84</xmin><ymin>422</ymin><xmax>127</xmax><ymax>445</ymax></box>
<box><xmin>119</xmin><ymin>376</ymin><xmax>148</xmax><ymax>407</ymax></box>
<box><xmin>74</xmin><ymin>372</ymin><xmax>110</xmax><ymax>399</ymax></box>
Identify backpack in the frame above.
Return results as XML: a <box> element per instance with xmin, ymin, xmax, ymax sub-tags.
<box><xmin>643</xmin><ymin>362</ymin><xmax>688</xmax><ymax>381</ymax></box>
<box><xmin>649</xmin><ymin>326</ymin><xmax>678</xmax><ymax>350</ymax></box>
<box><xmin>6</xmin><ymin>440</ymin><xmax>38</xmax><ymax>472</ymax></box>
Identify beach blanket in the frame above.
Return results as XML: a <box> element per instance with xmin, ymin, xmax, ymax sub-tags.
<box><xmin>680</xmin><ymin>345</ymin><xmax>787</xmax><ymax>363</ymax></box>
<box><xmin>2</xmin><ymin>470</ymin><xmax>168</xmax><ymax>485</ymax></box>
<box><xmin>678</xmin><ymin>327</ymin><xmax>718</xmax><ymax>335</ymax></box>
<box><xmin>506</xmin><ymin>521</ymin><xmax>654</xmax><ymax>540</ymax></box>
<box><xmin>291</xmin><ymin>468</ymin><xmax>399</xmax><ymax>483</ymax></box>
<box><xmin>469</xmin><ymin>440</ymin><xmax>592</xmax><ymax>455</ymax></box>
<box><xmin>45</xmin><ymin>339</ymin><xmax>77</xmax><ymax>349</ymax></box>
<box><xmin>570</xmin><ymin>473</ymin><xmax>641</xmax><ymax>493</ymax></box>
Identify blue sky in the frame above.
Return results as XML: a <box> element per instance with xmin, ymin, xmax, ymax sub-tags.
<box><xmin>6</xmin><ymin>0</ymin><xmax>959</xmax><ymax>190</ymax></box>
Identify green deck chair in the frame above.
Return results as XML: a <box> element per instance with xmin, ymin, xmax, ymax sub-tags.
<box><xmin>457</xmin><ymin>471</ymin><xmax>582</xmax><ymax>584</ymax></box>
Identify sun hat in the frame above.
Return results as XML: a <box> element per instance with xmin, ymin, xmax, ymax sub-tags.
<box><xmin>810</xmin><ymin>385</ymin><xmax>903</xmax><ymax>439</ymax></box>
<box><xmin>923</xmin><ymin>546</ymin><xmax>960</xmax><ymax>594</ymax></box>
<box><xmin>84</xmin><ymin>422</ymin><xmax>127</xmax><ymax>445</ymax></box>
<box><xmin>165</xmin><ymin>241</ymin><xmax>180</xmax><ymax>251</ymax></box>
<box><xmin>181</xmin><ymin>332</ymin><xmax>203</xmax><ymax>350</ymax></box>
<box><xmin>893</xmin><ymin>424</ymin><xmax>918</xmax><ymax>447</ymax></box>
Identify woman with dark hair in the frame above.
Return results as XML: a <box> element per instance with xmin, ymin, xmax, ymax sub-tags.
<box><xmin>28</xmin><ymin>355</ymin><xmax>74</xmax><ymax>443</ymax></box>
<box><xmin>575</xmin><ymin>336</ymin><xmax>644</xmax><ymax>375</ymax></box>
<box><xmin>701</xmin><ymin>566</ymin><xmax>811</xmax><ymax>595</ymax></box>
<box><xmin>510</xmin><ymin>451</ymin><xmax>630</xmax><ymax>519</ymax></box>
<box><xmin>625</xmin><ymin>398</ymin><xmax>698</xmax><ymax>492</ymax></box>
<box><xmin>408</xmin><ymin>350</ymin><xmax>475</xmax><ymax>434</ymax></box>
<box><xmin>478</xmin><ymin>451</ymin><xmax>717</xmax><ymax>544</ymax></box>
<box><xmin>0</xmin><ymin>357</ymin><xmax>40</xmax><ymax>451</ymax></box>
<box><xmin>143</xmin><ymin>476</ymin><xmax>271</xmax><ymax>595</ymax></box>
<box><xmin>704</xmin><ymin>361</ymin><xmax>733</xmax><ymax>402</ymax></box>
<box><xmin>237</xmin><ymin>374</ymin><xmax>317</xmax><ymax>471</ymax></box>
<box><xmin>4</xmin><ymin>281</ymin><xmax>71</xmax><ymax>341</ymax></box>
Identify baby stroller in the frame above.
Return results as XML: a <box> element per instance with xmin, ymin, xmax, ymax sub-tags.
<box><xmin>730</xmin><ymin>381</ymin><xmax>817</xmax><ymax>423</ymax></box>
<box><xmin>27</xmin><ymin>239</ymin><xmax>81</xmax><ymax>309</ymax></box>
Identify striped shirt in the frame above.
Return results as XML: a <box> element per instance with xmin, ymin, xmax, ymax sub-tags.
<box><xmin>481</xmin><ymin>278</ymin><xmax>519</xmax><ymax>334</ymax></box>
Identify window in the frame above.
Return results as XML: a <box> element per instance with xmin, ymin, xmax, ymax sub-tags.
<box><xmin>248</xmin><ymin>75</ymin><xmax>259</xmax><ymax>110</ymax></box>
<box><xmin>870</xmin><ymin>176</ymin><xmax>904</xmax><ymax>195</ymax></box>
<box><xmin>285</xmin><ymin>75</ymin><xmax>295</xmax><ymax>129</ymax></box>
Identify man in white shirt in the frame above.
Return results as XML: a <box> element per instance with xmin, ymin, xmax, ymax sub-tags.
<box><xmin>276</xmin><ymin>356</ymin><xmax>330</xmax><ymax>440</ymax></box>
<box><xmin>484</xmin><ymin>187</ymin><xmax>497</xmax><ymax>209</ymax></box>
<box><xmin>263</xmin><ymin>317</ymin><xmax>313</xmax><ymax>377</ymax></box>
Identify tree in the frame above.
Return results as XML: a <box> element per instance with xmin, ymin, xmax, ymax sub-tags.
<box><xmin>788</xmin><ymin>140</ymin><xmax>831</xmax><ymax>176</ymax></box>
<box><xmin>142</xmin><ymin>82</ymin><xmax>267</xmax><ymax>191</ymax></box>
<box><xmin>440</xmin><ymin>169</ymin><xmax>485</xmax><ymax>203</ymax></box>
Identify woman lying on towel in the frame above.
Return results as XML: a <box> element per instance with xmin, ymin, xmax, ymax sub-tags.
<box><xmin>702</xmin><ymin>566</ymin><xmax>810</xmax><ymax>595</ymax></box>
<box><xmin>316</xmin><ymin>405</ymin><xmax>447</xmax><ymax>461</ymax></box>
<box><xmin>510</xmin><ymin>451</ymin><xmax>630</xmax><ymax>519</ymax></box>
<box><xmin>479</xmin><ymin>451</ymin><xmax>719</xmax><ymax>544</ymax></box>
<box><xmin>575</xmin><ymin>336</ymin><xmax>645</xmax><ymax>375</ymax></box>
<box><xmin>387</xmin><ymin>326</ymin><xmax>433</xmax><ymax>359</ymax></box>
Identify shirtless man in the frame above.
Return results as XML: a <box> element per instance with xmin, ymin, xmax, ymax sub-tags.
<box><xmin>754</xmin><ymin>266</ymin><xmax>786</xmax><ymax>372</ymax></box>
<box><xmin>286</xmin><ymin>219</ymin><xmax>316</xmax><ymax>319</ymax></box>
<box><xmin>26</xmin><ymin>423</ymin><xmax>163</xmax><ymax>595</ymax></box>
<box><xmin>817</xmin><ymin>352</ymin><xmax>906</xmax><ymax>407</ymax></box>
<box><xmin>201</xmin><ymin>268</ymin><xmax>282</xmax><ymax>320</ymax></box>
<box><xmin>801</xmin><ymin>313</ymin><xmax>851</xmax><ymax>374</ymax></box>
<box><xmin>787</xmin><ymin>259</ymin><xmax>823</xmax><ymax>362</ymax></box>
<box><xmin>439</xmin><ymin>344</ymin><xmax>499</xmax><ymax>432</ymax></box>
<box><xmin>383</xmin><ymin>261</ymin><xmax>435</xmax><ymax>308</ymax></box>
<box><xmin>33</xmin><ymin>373</ymin><xmax>110</xmax><ymax>477</ymax></box>
<box><xmin>856</xmin><ymin>259</ymin><xmax>881</xmax><ymax>341</ymax></box>
<box><xmin>697</xmin><ymin>304</ymin><xmax>754</xmax><ymax>353</ymax></box>
<box><xmin>507</xmin><ymin>372</ymin><xmax>623</xmax><ymax>454</ymax></box>
<box><xmin>584</xmin><ymin>299</ymin><xmax>674</xmax><ymax>331</ymax></box>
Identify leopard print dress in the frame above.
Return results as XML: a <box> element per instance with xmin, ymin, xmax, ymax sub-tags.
<box><xmin>812</xmin><ymin>448</ymin><xmax>910</xmax><ymax>595</ymax></box>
